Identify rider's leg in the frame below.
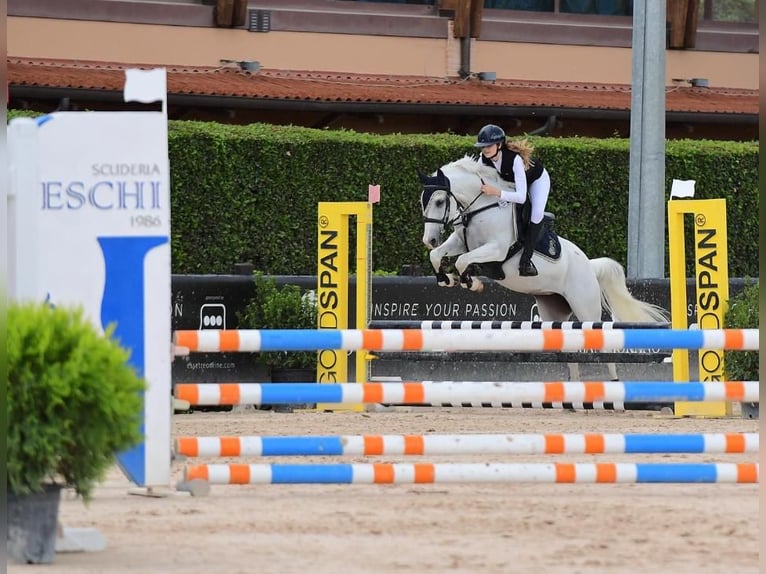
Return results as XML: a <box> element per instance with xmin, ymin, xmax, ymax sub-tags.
<box><xmin>519</xmin><ymin>170</ymin><xmax>550</xmax><ymax>277</ymax></box>
<box><xmin>519</xmin><ymin>221</ymin><xmax>542</xmax><ymax>276</ymax></box>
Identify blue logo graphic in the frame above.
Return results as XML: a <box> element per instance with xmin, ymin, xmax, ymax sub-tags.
<box><xmin>98</xmin><ymin>236</ymin><xmax>168</xmax><ymax>486</ymax></box>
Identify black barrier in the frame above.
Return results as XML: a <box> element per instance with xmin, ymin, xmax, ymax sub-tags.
<box><xmin>171</xmin><ymin>274</ymin><xmax>747</xmax><ymax>381</ymax></box>
<box><xmin>367</xmin><ymin>320</ymin><xmax>671</xmax><ymax>329</ymax></box>
<box><xmin>171</xmin><ymin>275</ymin><xmax>311</xmax><ymax>384</ymax></box>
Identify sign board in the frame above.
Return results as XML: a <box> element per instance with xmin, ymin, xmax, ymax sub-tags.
<box><xmin>668</xmin><ymin>198</ymin><xmax>731</xmax><ymax>417</ymax></box>
<box><xmin>8</xmin><ymin>71</ymin><xmax>172</xmax><ymax>487</ymax></box>
<box><xmin>316</xmin><ymin>202</ymin><xmax>372</xmax><ymax>411</ymax></box>
<box><xmin>172</xmin><ymin>275</ymin><xmax>757</xmax><ymax>381</ymax></box>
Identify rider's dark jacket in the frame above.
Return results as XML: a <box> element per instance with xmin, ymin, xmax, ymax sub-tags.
<box><xmin>481</xmin><ymin>148</ymin><xmax>544</xmax><ymax>185</ymax></box>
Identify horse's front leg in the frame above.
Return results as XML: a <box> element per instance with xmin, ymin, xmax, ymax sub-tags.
<box><xmin>429</xmin><ymin>232</ymin><xmax>466</xmax><ymax>287</ymax></box>
<box><xmin>454</xmin><ymin>242</ymin><xmax>506</xmax><ymax>292</ymax></box>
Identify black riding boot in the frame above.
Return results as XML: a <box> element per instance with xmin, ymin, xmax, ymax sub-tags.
<box><xmin>519</xmin><ymin>221</ymin><xmax>543</xmax><ymax>277</ymax></box>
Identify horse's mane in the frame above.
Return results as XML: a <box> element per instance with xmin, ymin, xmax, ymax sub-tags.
<box><xmin>442</xmin><ymin>155</ymin><xmax>502</xmax><ymax>184</ymax></box>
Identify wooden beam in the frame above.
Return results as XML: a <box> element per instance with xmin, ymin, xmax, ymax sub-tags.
<box><xmin>215</xmin><ymin>0</ymin><xmax>234</xmax><ymax>27</ymax></box>
<box><xmin>452</xmin><ymin>0</ymin><xmax>471</xmax><ymax>38</ymax></box>
<box><xmin>470</xmin><ymin>0</ymin><xmax>483</xmax><ymax>38</ymax></box>
<box><xmin>439</xmin><ymin>0</ymin><xmax>481</xmax><ymax>39</ymax></box>
<box><xmin>683</xmin><ymin>0</ymin><xmax>699</xmax><ymax>49</ymax></box>
<box><xmin>438</xmin><ymin>0</ymin><xmax>458</xmax><ymax>11</ymax></box>
<box><xmin>667</xmin><ymin>0</ymin><xmax>699</xmax><ymax>49</ymax></box>
<box><xmin>232</xmin><ymin>0</ymin><xmax>247</xmax><ymax>27</ymax></box>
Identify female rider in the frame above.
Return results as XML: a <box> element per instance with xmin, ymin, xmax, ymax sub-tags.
<box><xmin>474</xmin><ymin>124</ymin><xmax>551</xmax><ymax>277</ymax></box>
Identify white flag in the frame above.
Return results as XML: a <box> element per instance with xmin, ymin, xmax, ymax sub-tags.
<box><xmin>670</xmin><ymin>179</ymin><xmax>696</xmax><ymax>199</ymax></box>
<box><xmin>124</xmin><ymin>68</ymin><xmax>167</xmax><ymax>105</ymax></box>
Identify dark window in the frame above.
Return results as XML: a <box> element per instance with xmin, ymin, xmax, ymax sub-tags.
<box><xmin>560</xmin><ymin>0</ymin><xmax>631</xmax><ymax>15</ymax></box>
<box><xmin>701</xmin><ymin>0</ymin><xmax>756</xmax><ymax>22</ymax></box>
<box><xmin>485</xmin><ymin>1</ymin><xmax>554</xmax><ymax>11</ymax></box>
<box><xmin>355</xmin><ymin>0</ymin><xmax>436</xmax><ymax>4</ymax></box>
<box><xmin>350</xmin><ymin>0</ymin><xmax>755</xmax><ymax>22</ymax></box>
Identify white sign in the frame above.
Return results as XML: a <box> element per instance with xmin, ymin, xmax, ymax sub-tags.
<box><xmin>8</xmin><ymin>101</ymin><xmax>171</xmax><ymax>487</ymax></box>
<box><xmin>670</xmin><ymin>179</ymin><xmax>696</xmax><ymax>199</ymax></box>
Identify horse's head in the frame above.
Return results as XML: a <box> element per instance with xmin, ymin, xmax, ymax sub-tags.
<box><xmin>418</xmin><ymin>168</ymin><xmax>456</xmax><ymax>249</ymax></box>
<box><xmin>418</xmin><ymin>156</ymin><xmax>502</xmax><ymax>249</ymax></box>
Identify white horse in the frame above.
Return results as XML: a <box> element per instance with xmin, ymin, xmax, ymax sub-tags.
<box><xmin>419</xmin><ymin>156</ymin><xmax>668</xmax><ymax>381</ymax></box>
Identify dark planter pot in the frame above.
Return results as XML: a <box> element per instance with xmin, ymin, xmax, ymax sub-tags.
<box><xmin>269</xmin><ymin>367</ymin><xmax>317</xmax><ymax>412</ymax></box>
<box><xmin>741</xmin><ymin>402</ymin><xmax>759</xmax><ymax>420</ymax></box>
<box><xmin>8</xmin><ymin>484</ymin><xmax>63</xmax><ymax>564</ymax></box>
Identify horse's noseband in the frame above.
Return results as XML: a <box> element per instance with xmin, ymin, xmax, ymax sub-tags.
<box><xmin>421</xmin><ymin>185</ymin><xmax>455</xmax><ymax>226</ymax></box>
<box><xmin>421</xmin><ymin>173</ymin><xmax>503</xmax><ymax>236</ymax></box>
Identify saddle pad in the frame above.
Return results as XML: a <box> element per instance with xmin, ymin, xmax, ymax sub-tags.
<box><xmin>535</xmin><ymin>228</ymin><xmax>562</xmax><ymax>260</ymax></box>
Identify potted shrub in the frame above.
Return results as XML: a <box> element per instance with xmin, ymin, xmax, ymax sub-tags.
<box><xmin>238</xmin><ymin>273</ymin><xmax>318</xmax><ymax>411</ymax></box>
<box><xmin>723</xmin><ymin>279</ymin><xmax>759</xmax><ymax>419</ymax></box>
<box><xmin>7</xmin><ymin>301</ymin><xmax>146</xmax><ymax>564</ymax></box>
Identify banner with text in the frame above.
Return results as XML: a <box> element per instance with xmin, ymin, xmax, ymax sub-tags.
<box><xmin>8</xmin><ymin>111</ymin><xmax>171</xmax><ymax>488</ymax></box>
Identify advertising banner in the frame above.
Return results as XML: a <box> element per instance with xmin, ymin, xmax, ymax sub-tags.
<box><xmin>8</xmin><ymin>102</ymin><xmax>171</xmax><ymax>487</ymax></box>
<box><xmin>668</xmin><ymin>198</ymin><xmax>730</xmax><ymax>417</ymax></box>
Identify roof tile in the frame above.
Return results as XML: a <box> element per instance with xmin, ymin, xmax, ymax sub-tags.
<box><xmin>8</xmin><ymin>57</ymin><xmax>758</xmax><ymax>115</ymax></box>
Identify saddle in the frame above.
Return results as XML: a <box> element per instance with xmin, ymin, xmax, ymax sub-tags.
<box><xmin>476</xmin><ymin>205</ymin><xmax>561</xmax><ymax>281</ymax></box>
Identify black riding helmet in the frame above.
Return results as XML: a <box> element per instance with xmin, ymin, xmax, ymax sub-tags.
<box><xmin>474</xmin><ymin>124</ymin><xmax>506</xmax><ymax>147</ymax></box>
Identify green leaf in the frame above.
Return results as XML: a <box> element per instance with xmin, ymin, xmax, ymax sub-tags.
<box><xmin>8</xmin><ymin>302</ymin><xmax>146</xmax><ymax>500</ymax></box>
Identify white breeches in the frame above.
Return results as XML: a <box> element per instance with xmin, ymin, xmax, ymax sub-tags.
<box><xmin>529</xmin><ymin>169</ymin><xmax>550</xmax><ymax>224</ymax></box>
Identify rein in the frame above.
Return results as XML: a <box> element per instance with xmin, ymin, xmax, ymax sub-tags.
<box><xmin>422</xmin><ymin>176</ymin><xmax>503</xmax><ymax>231</ymax></box>
<box><xmin>421</xmin><ymin>186</ymin><xmax>463</xmax><ymax>227</ymax></box>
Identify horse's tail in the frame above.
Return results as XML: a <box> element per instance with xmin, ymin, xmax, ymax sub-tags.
<box><xmin>589</xmin><ymin>258</ymin><xmax>669</xmax><ymax>323</ymax></box>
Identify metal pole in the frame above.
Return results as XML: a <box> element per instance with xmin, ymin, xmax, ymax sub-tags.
<box><xmin>627</xmin><ymin>0</ymin><xmax>666</xmax><ymax>279</ymax></box>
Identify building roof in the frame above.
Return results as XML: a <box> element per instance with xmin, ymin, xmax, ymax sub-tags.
<box><xmin>8</xmin><ymin>57</ymin><xmax>758</xmax><ymax>120</ymax></box>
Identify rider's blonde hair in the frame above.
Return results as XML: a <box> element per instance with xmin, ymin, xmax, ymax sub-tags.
<box><xmin>506</xmin><ymin>138</ymin><xmax>534</xmax><ymax>171</ymax></box>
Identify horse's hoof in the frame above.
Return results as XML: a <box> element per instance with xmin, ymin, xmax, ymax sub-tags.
<box><xmin>472</xmin><ymin>280</ymin><xmax>484</xmax><ymax>293</ymax></box>
<box><xmin>436</xmin><ymin>272</ymin><xmax>459</xmax><ymax>288</ymax></box>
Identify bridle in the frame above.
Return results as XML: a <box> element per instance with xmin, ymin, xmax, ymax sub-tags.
<box><xmin>421</xmin><ymin>185</ymin><xmax>461</xmax><ymax>227</ymax></box>
<box><xmin>420</xmin><ymin>171</ymin><xmax>502</xmax><ymax>230</ymax></box>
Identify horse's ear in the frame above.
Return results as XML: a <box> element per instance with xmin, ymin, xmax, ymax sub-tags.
<box><xmin>436</xmin><ymin>168</ymin><xmax>447</xmax><ymax>183</ymax></box>
<box><xmin>417</xmin><ymin>169</ymin><xmax>429</xmax><ymax>184</ymax></box>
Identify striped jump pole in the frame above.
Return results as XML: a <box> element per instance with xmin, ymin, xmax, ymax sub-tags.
<box><xmin>367</xmin><ymin>320</ymin><xmax>670</xmax><ymax>330</ymax></box>
<box><xmin>173</xmin><ymin>328</ymin><xmax>759</xmax><ymax>354</ymax></box>
<box><xmin>172</xmin><ymin>381</ymin><xmax>643</xmax><ymax>410</ymax></box>
<box><xmin>172</xmin><ymin>380</ymin><xmax>643</xmax><ymax>410</ymax></box>
<box><xmin>175</xmin><ymin>432</ymin><xmax>759</xmax><ymax>458</ymax></box>
<box><xmin>183</xmin><ymin>462</ymin><xmax>759</xmax><ymax>485</ymax></box>
<box><xmin>174</xmin><ymin>381</ymin><xmax>759</xmax><ymax>407</ymax></box>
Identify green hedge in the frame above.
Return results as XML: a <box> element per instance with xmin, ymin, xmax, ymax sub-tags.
<box><xmin>538</xmin><ymin>138</ymin><xmax>759</xmax><ymax>278</ymax></box>
<box><xmin>723</xmin><ymin>279</ymin><xmax>759</xmax><ymax>381</ymax></box>
<box><xmin>8</xmin><ymin>111</ymin><xmax>758</xmax><ymax>277</ymax></box>
<box><xmin>167</xmin><ymin>122</ymin><xmax>469</xmax><ymax>275</ymax></box>
<box><xmin>168</xmin><ymin>122</ymin><xmax>757</xmax><ymax>277</ymax></box>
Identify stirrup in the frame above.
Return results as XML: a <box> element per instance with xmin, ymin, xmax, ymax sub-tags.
<box><xmin>519</xmin><ymin>259</ymin><xmax>538</xmax><ymax>277</ymax></box>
